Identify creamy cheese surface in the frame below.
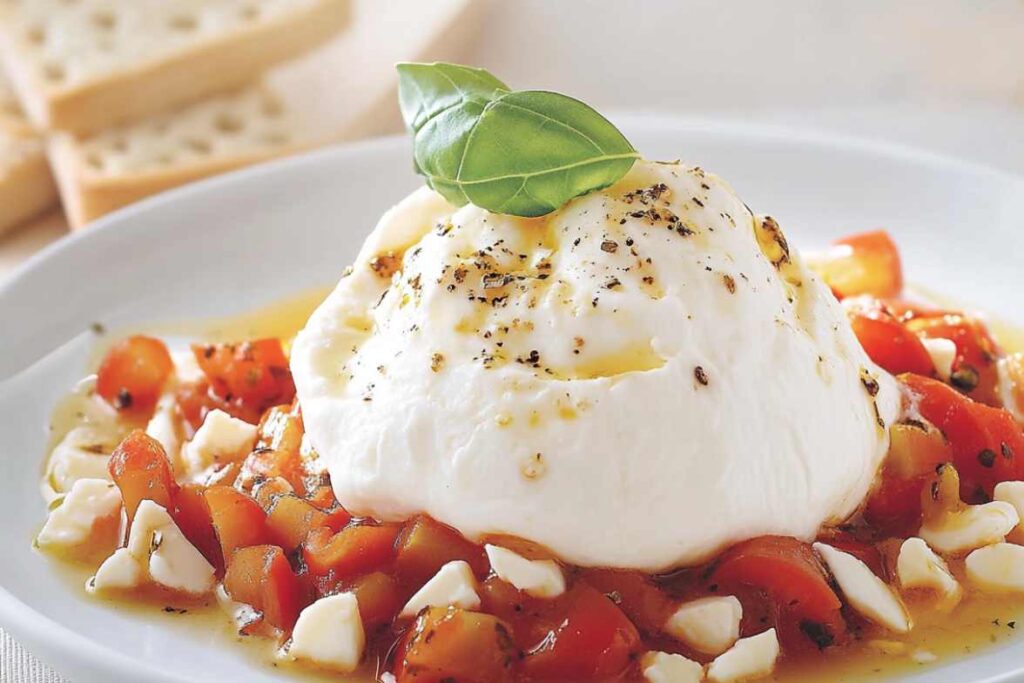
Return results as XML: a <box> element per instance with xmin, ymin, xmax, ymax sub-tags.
<box><xmin>291</xmin><ymin>160</ymin><xmax>899</xmax><ymax>570</ymax></box>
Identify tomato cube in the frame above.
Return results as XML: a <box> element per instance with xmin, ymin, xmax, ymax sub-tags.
<box><xmin>577</xmin><ymin>569</ymin><xmax>675</xmax><ymax>635</ymax></box>
<box><xmin>204</xmin><ymin>485</ymin><xmax>270</xmax><ymax>560</ymax></box>
<box><xmin>192</xmin><ymin>340</ymin><xmax>295</xmax><ymax>410</ymax></box>
<box><xmin>813</xmin><ymin>230</ymin><xmax>903</xmax><ymax>299</ymax></box>
<box><xmin>96</xmin><ymin>336</ymin><xmax>174</xmax><ymax>413</ymax></box>
<box><xmin>172</xmin><ymin>483</ymin><xmax>224</xmax><ymax>571</ymax></box>
<box><xmin>522</xmin><ymin>583</ymin><xmax>640</xmax><ymax>680</ymax></box>
<box><xmin>350</xmin><ymin>571</ymin><xmax>405</xmax><ymax>629</ymax></box>
<box><xmin>108</xmin><ymin>430</ymin><xmax>178</xmax><ymax>527</ymax></box>
<box><xmin>266</xmin><ymin>495</ymin><xmax>328</xmax><ymax>553</ymax></box>
<box><xmin>907</xmin><ymin>314</ymin><xmax>1002</xmax><ymax>406</ymax></box>
<box><xmin>396</xmin><ymin>516</ymin><xmax>490</xmax><ymax>584</ymax></box>
<box><xmin>224</xmin><ymin>545</ymin><xmax>304</xmax><ymax>632</ymax></box>
<box><xmin>395</xmin><ymin>607</ymin><xmax>517</xmax><ymax>683</ymax></box>
<box><xmin>302</xmin><ymin>524</ymin><xmax>399</xmax><ymax>584</ymax></box>
<box><xmin>847</xmin><ymin>304</ymin><xmax>934</xmax><ymax>376</ymax></box>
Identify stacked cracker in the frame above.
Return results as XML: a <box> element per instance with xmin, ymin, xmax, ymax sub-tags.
<box><xmin>0</xmin><ymin>0</ymin><xmax>479</xmax><ymax>231</ymax></box>
<box><xmin>0</xmin><ymin>71</ymin><xmax>57</xmax><ymax>235</ymax></box>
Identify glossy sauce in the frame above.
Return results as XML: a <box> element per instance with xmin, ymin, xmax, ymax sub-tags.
<box><xmin>39</xmin><ymin>287</ymin><xmax>1024</xmax><ymax>682</ymax></box>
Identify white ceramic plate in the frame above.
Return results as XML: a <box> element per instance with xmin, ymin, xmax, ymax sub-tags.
<box><xmin>2</xmin><ymin>116</ymin><xmax>1023</xmax><ymax>683</ymax></box>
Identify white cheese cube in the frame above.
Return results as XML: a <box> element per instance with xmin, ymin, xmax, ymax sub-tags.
<box><xmin>46</xmin><ymin>426</ymin><xmax>117</xmax><ymax>493</ymax></box>
<box><xmin>182</xmin><ymin>409</ymin><xmax>257</xmax><ymax>475</ymax></box>
<box><xmin>283</xmin><ymin>593</ymin><xmax>365</xmax><ymax>672</ymax></box>
<box><xmin>814</xmin><ymin>543</ymin><xmax>910</xmax><ymax>633</ymax></box>
<box><xmin>126</xmin><ymin>499</ymin><xmax>215</xmax><ymax>595</ymax></box>
<box><xmin>706</xmin><ymin>629</ymin><xmax>779</xmax><ymax>683</ymax></box>
<box><xmin>171</xmin><ymin>349</ymin><xmax>205</xmax><ymax>384</ymax></box>
<box><xmin>641</xmin><ymin>651</ymin><xmax>704</xmax><ymax>683</ymax></box>
<box><xmin>664</xmin><ymin>595</ymin><xmax>742</xmax><ymax>656</ymax></box>
<box><xmin>88</xmin><ymin>548</ymin><xmax>144</xmax><ymax>593</ymax></box>
<box><xmin>921</xmin><ymin>338</ymin><xmax>957</xmax><ymax>381</ymax></box>
<box><xmin>994</xmin><ymin>481</ymin><xmax>1024</xmax><ymax>543</ymax></box>
<box><xmin>919</xmin><ymin>501</ymin><xmax>1019</xmax><ymax>555</ymax></box>
<box><xmin>37</xmin><ymin>478</ymin><xmax>121</xmax><ymax>550</ymax></box>
<box><xmin>400</xmin><ymin>560</ymin><xmax>480</xmax><ymax>618</ymax></box>
<box><xmin>146</xmin><ymin>393</ymin><xmax>183</xmax><ymax>473</ymax></box>
<box><xmin>896</xmin><ymin>537</ymin><xmax>962</xmax><ymax>608</ymax></box>
<box><xmin>965</xmin><ymin>543</ymin><xmax>1024</xmax><ymax>592</ymax></box>
<box><xmin>484</xmin><ymin>544</ymin><xmax>565</xmax><ymax>598</ymax></box>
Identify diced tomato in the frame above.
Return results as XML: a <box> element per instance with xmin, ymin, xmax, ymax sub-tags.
<box><xmin>522</xmin><ymin>583</ymin><xmax>640</xmax><ymax>680</ymax></box>
<box><xmin>305</xmin><ymin>485</ymin><xmax>350</xmax><ymax>531</ymax></box>
<box><xmin>108</xmin><ymin>430</ymin><xmax>178</xmax><ymax>527</ymax></box>
<box><xmin>813</xmin><ymin>230</ymin><xmax>903</xmax><ymax>299</ymax></box>
<box><xmin>223</xmin><ymin>545</ymin><xmax>304</xmax><ymax>632</ymax></box>
<box><xmin>172</xmin><ymin>483</ymin><xmax>224</xmax><ymax>571</ymax></box>
<box><xmin>302</xmin><ymin>524</ymin><xmax>399</xmax><ymax>586</ymax></box>
<box><xmin>192</xmin><ymin>340</ymin><xmax>295</xmax><ymax>410</ymax></box>
<box><xmin>886</xmin><ymin>421</ymin><xmax>954</xmax><ymax>479</ymax></box>
<box><xmin>174</xmin><ymin>378</ymin><xmax>260</xmax><ymax>435</ymax></box>
<box><xmin>204</xmin><ymin>486</ymin><xmax>270</xmax><ymax>560</ymax></box>
<box><xmin>863</xmin><ymin>471</ymin><xmax>932</xmax><ymax>538</ymax></box>
<box><xmin>253</xmin><ymin>477</ymin><xmax>295</xmax><ymax>510</ymax></box>
<box><xmin>237</xmin><ymin>404</ymin><xmax>308</xmax><ymax>495</ymax></box>
<box><xmin>396</xmin><ymin>516</ymin><xmax>490</xmax><ymax>584</ymax></box>
<box><xmin>577</xmin><ymin>569</ymin><xmax>675</xmax><ymax>636</ymax></box>
<box><xmin>847</xmin><ymin>301</ymin><xmax>934</xmax><ymax>376</ymax></box>
<box><xmin>265</xmin><ymin>495</ymin><xmax>328</xmax><ymax>553</ymax></box>
<box><xmin>394</xmin><ymin>607</ymin><xmax>517</xmax><ymax>683</ymax></box>
<box><xmin>96</xmin><ymin>336</ymin><xmax>174</xmax><ymax>414</ymax></box>
<box><xmin>479</xmin><ymin>576</ymin><xmax>550</xmax><ymax>650</ymax></box>
<box><xmin>907</xmin><ymin>315</ymin><xmax>1002</xmax><ymax>406</ymax></box>
<box><xmin>902</xmin><ymin>374</ymin><xmax>1024</xmax><ymax>500</ymax></box>
<box><xmin>350</xmin><ymin>571</ymin><xmax>405</xmax><ymax>629</ymax></box>
<box><xmin>709</xmin><ymin>536</ymin><xmax>845</xmax><ymax>651</ymax></box>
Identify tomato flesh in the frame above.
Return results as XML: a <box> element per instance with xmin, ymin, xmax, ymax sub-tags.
<box><xmin>172</xmin><ymin>483</ymin><xmax>224</xmax><ymax>571</ymax></box>
<box><xmin>907</xmin><ymin>315</ymin><xmax>1002</xmax><ymax>406</ymax></box>
<box><xmin>223</xmin><ymin>544</ymin><xmax>304</xmax><ymax>632</ymax></box>
<box><xmin>96</xmin><ymin>336</ymin><xmax>174</xmax><ymax>414</ymax></box>
<box><xmin>192</xmin><ymin>340</ymin><xmax>295</xmax><ymax>410</ymax></box>
<box><xmin>396</xmin><ymin>516</ymin><xmax>490</xmax><ymax>584</ymax></box>
<box><xmin>814</xmin><ymin>230</ymin><xmax>903</xmax><ymax>299</ymax></box>
<box><xmin>108</xmin><ymin>430</ymin><xmax>178</xmax><ymax>527</ymax></box>
<box><xmin>847</xmin><ymin>302</ymin><xmax>934</xmax><ymax>376</ymax></box>
<box><xmin>303</xmin><ymin>524</ymin><xmax>400</xmax><ymax>592</ymax></box>
<box><xmin>395</xmin><ymin>607</ymin><xmax>517</xmax><ymax>683</ymax></box>
<box><xmin>205</xmin><ymin>485</ymin><xmax>270</xmax><ymax>561</ymax></box>
<box><xmin>265</xmin><ymin>495</ymin><xmax>328</xmax><ymax>553</ymax></box>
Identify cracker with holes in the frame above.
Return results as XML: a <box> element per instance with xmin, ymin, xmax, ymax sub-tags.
<box><xmin>0</xmin><ymin>0</ymin><xmax>350</xmax><ymax>135</ymax></box>
<box><xmin>0</xmin><ymin>70</ymin><xmax>58</xmax><ymax>233</ymax></box>
<box><xmin>46</xmin><ymin>0</ymin><xmax>482</xmax><ymax>228</ymax></box>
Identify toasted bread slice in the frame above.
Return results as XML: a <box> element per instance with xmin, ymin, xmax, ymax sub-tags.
<box><xmin>0</xmin><ymin>0</ymin><xmax>350</xmax><ymax>136</ymax></box>
<box><xmin>48</xmin><ymin>0</ymin><xmax>481</xmax><ymax>229</ymax></box>
<box><xmin>0</xmin><ymin>129</ymin><xmax>59</xmax><ymax>235</ymax></box>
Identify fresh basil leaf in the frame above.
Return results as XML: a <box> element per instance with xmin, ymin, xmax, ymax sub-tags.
<box><xmin>397</xmin><ymin>63</ymin><xmax>639</xmax><ymax>217</ymax></box>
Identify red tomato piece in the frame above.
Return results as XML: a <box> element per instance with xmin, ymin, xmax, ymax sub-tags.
<box><xmin>302</xmin><ymin>524</ymin><xmax>399</xmax><ymax>585</ymax></box>
<box><xmin>108</xmin><ymin>430</ymin><xmax>178</xmax><ymax>527</ymax></box>
<box><xmin>577</xmin><ymin>569</ymin><xmax>675</xmax><ymax>636</ymax></box>
<box><xmin>863</xmin><ymin>472</ymin><xmax>932</xmax><ymax>538</ymax></box>
<box><xmin>172</xmin><ymin>483</ymin><xmax>224</xmax><ymax>571</ymax></box>
<box><xmin>96</xmin><ymin>336</ymin><xmax>174</xmax><ymax>413</ymax></box>
<box><xmin>204</xmin><ymin>485</ymin><xmax>271</xmax><ymax>561</ymax></box>
<box><xmin>522</xmin><ymin>583</ymin><xmax>640</xmax><ymax>681</ymax></box>
<box><xmin>709</xmin><ymin>536</ymin><xmax>845</xmax><ymax>651</ymax></box>
<box><xmin>265</xmin><ymin>495</ymin><xmax>328</xmax><ymax>553</ymax></box>
<box><xmin>815</xmin><ymin>230</ymin><xmax>903</xmax><ymax>299</ymax></box>
<box><xmin>223</xmin><ymin>545</ymin><xmax>304</xmax><ymax>632</ymax></box>
<box><xmin>395</xmin><ymin>516</ymin><xmax>490</xmax><ymax>584</ymax></box>
<box><xmin>237</xmin><ymin>404</ymin><xmax>308</xmax><ymax>495</ymax></box>
<box><xmin>394</xmin><ymin>607</ymin><xmax>517</xmax><ymax>683</ymax></box>
<box><xmin>907</xmin><ymin>315</ymin><xmax>1002</xmax><ymax>406</ymax></box>
<box><xmin>192</xmin><ymin>340</ymin><xmax>295</xmax><ymax>411</ymax></box>
<box><xmin>844</xmin><ymin>298</ymin><xmax>933</xmax><ymax>376</ymax></box>
<box><xmin>902</xmin><ymin>374</ymin><xmax>1024</xmax><ymax>500</ymax></box>
<box><xmin>350</xmin><ymin>571</ymin><xmax>405</xmax><ymax>629</ymax></box>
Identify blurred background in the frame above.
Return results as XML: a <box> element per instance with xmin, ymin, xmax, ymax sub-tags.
<box><xmin>1</xmin><ymin>0</ymin><xmax>1023</xmax><ymax>282</ymax></box>
<box><xmin>1</xmin><ymin>0</ymin><xmax>1023</xmax><ymax>679</ymax></box>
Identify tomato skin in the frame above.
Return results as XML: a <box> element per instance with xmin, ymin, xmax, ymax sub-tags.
<box><xmin>709</xmin><ymin>536</ymin><xmax>845</xmax><ymax>652</ymax></box>
<box><xmin>204</xmin><ymin>486</ymin><xmax>271</xmax><ymax>561</ymax></box>
<box><xmin>902</xmin><ymin>374</ymin><xmax>1024</xmax><ymax>500</ymax></box>
<box><xmin>815</xmin><ymin>230</ymin><xmax>903</xmax><ymax>299</ymax></box>
<box><xmin>192</xmin><ymin>339</ymin><xmax>295</xmax><ymax>409</ymax></box>
<box><xmin>223</xmin><ymin>545</ymin><xmax>304</xmax><ymax>632</ymax></box>
<box><xmin>848</xmin><ymin>307</ymin><xmax>935</xmax><ymax>376</ymax></box>
<box><xmin>522</xmin><ymin>583</ymin><xmax>640</xmax><ymax>681</ymax></box>
<box><xmin>396</xmin><ymin>516</ymin><xmax>490</xmax><ymax>585</ymax></box>
<box><xmin>395</xmin><ymin>607</ymin><xmax>517</xmax><ymax>683</ymax></box>
<box><xmin>907</xmin><ymin>315</ymin><xmax>1002</xmax><ymax>406</ymax></box>
<box><xmin>172</xmin><ymin>483</ymin><xmax>224</xmax><ymax>572</ymax></box>
<box><xmin>96</xmin><ymin>336</ymin><xmax>174</xmax><ymax>413</ymax></box>
<box><xmin>108</xmin><ymin>430</ymin><xmax>178</xmax><ymax>527</ymax></box>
